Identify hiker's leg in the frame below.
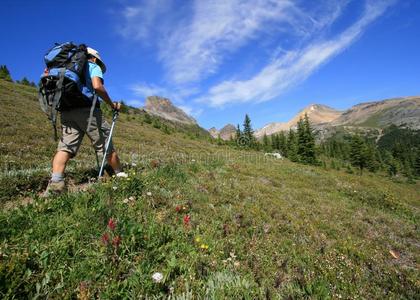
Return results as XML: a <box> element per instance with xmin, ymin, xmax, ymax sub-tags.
<box><xmin>54</xmin><ymin>109</ymin><xmax>84</xmax><ymax>176</ymax></box>
<box><xmin>87</xmin><ymin>109</ymin><xmax>123</xmax><ymax>174</ymax></box>
<box><xmin>52</xmin><ymin>151</ymin><xmax>71</xmax><ymax>174</ymax></box>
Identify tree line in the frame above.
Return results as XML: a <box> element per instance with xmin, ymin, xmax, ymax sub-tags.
<box><xmin>0</xmin><ymin>65</ymin><xmax>37</xmax><ymax>87</ymax></box>
<box><xmin>220</xmin><ymin>113</ymin><xmax>420</xmax><ymax>181</ymax></box>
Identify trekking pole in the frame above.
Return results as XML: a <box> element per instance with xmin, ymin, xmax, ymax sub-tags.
<box><xmin>98</xmin><ymin>109</ymin><xmax>119</xmax><ymax>178</ymax></box>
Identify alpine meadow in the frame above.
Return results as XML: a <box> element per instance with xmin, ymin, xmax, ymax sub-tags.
<box><xmin>1</xmin><ymin>0</ymin><xmax>420</xmax><ymax>299</ymax></box>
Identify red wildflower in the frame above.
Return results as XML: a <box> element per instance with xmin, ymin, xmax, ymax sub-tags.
<box><xmin>101</xmin><ymin>233</ymin><xmax>109</xmax><ymax>245</ymax></box>
<box><xmin>183</xmin><ymin>215</ymin><xmax>191</xmax><ymax>226</ymax></box>
<box><xmin>112</xmin><ymin>235</ymin><xmax>122</xmax><ymax>248</ymax></box>
<box><xmin>108</xmin><ymin>218</ymin><xmax>116</xmax><ymax>231</ymax></box>
<box><xmin>175</xmin><ymin>206</ymin><xmax>181</xmax><ymax>212</ymax></box>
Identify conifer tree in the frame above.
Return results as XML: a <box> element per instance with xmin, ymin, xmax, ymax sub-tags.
<box><xmin>278</xmin><ymin>131</ymin><xmax>287</xmax><ymax>155</ymax></box>
<box><xmin>349</xmin><ymin>135</ymin><xmax>368</xmax><ymax>174</ymax></box>
<box><xmin>262</xmin><ymin>134</ymin><xmax>271</xmax><ymax>151</ymax></box>
<box><xmin>0</xmin><ymin>65</ymin><xmax>12</xmax><ymax>81</ymax></box>
<box><xmin>235</xmin><ymin>124</ymin><xmax>242</xmax><ymax>146</ymax></box>
<box><xmin>296</xmin><ymin>114</ymin><xmax>317</xmax><ymax>164</ymax></box>
<box><xmin>286</xmin><ymin>129</ymin><xmax>299</xmax><ymax>162</ymax></box>
<box><xmin>414</xmin><ymin>148</ymin><xmax>420</xmax><ymax>177</ymax></box>
<box><xmin>242</xmin><ymin>114</ymin><xmax>256</xmax><ymax>148</ymax></box>
<box><xmin>20</xmin><ymin>77</ymin><xmax>30</xmax><ymax>86</ymax></box>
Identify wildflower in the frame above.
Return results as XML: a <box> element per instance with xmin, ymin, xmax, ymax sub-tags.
<box><xmin>112</xmin><ymin>186</ymin><xmax>117</xmax><ymax>190</ymax></box>
<box><xmin>175</xmin><ymin>205</ymin><xmax>181</xmax><ymax>212</ymax></box>
<box><xmin>183</xmin><ymin>215</ymin><xmax>191</xmax><ymax>226</ymax></box>
<box><xmin>195</xmin><ymin>236</ymin><xmax>201</xmax><ymax>243</ymax></box>
<box><xmin>101</xmin><ymin>233</ymin><xmax>109</xmax><ymax>245</ymax></box>
<box><xmin>146</xmin><ymin>192</ymin><xmax>152</xmax><ymax>196</ymax></box>
<box><xmin>112</xmin><ymin>235</ymin><xmax>122</xmax><ymax>248</ymax></box>
<box><xmin>123</xmin><ymin>198</ymin><xmax>129</xmax><ymax>204</ymax></box>
<box><xmin>116</xmin><ymin>172</ymin><xmax>128</xmax><ymax>178</ymax></box>
<box><xmin>152</xmin><ymin>272</ymin><xmax>163</xmax><ymax>283</ymax></box>
<box><xmin>200</xmin><ymin>243</ymin><xmax>209</xmax><ymax>250</ymax></box>
<box><xmin>129</xmin><ymin>196</ymin><xmax>135</xmax><ymax>201</ymax></box>
<box><xmin>108</xmin><ymin>218</ymin><xmax>116</xmax><ymax>231</ymax></box>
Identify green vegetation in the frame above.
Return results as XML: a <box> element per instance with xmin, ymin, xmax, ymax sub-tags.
<box><xmin>320</xmin><ymin>125</ymin><xmax>420</xmax><ymax>180</ymax></box>
<box><xmin>0</xmin><ymin>65</ymin><xmax>12</xmax><ymax>82</ymax></box>
<box><xmin>1</xmin><ymin>78</ymin><xmax>419</xmax><ymax>298</ymax></box>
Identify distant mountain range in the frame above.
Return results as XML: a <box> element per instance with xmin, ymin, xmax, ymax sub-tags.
<box><xmin>140</xmin><ymin>95</ymin><xmax>420</xmax><ymax>140</ymax></box>
<box><xmin>255</xmin><ymin>96</ymin><xmax>420</xmax><ymax>139</ymax></box>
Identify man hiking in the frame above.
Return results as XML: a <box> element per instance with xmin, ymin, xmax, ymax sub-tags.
<box><xmin>44</xmin><ymin>47</ymin><xmax>125</xmax><ymax>196</ymax></box>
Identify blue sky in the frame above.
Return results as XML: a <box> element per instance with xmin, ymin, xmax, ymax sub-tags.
<box><xmin>1</xmin><ymin>0</ymin><xmax>419</xmax><ymax>130</ymax></box>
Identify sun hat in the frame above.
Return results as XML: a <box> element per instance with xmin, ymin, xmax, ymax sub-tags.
<box><xmin>87</xmin><ymin>47</ymin><xmax>107</xmax><ymax>74</ymax></box>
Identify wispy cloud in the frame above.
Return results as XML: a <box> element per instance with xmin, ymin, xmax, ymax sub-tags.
<box><xmin>118</xmin><ymin>0</ymin><xmax>396</xmax><ymax>111</ymax></box>
<box><xmin>118</xmin><ymin>0</ymin><xmax>174</xmax><ymax>42</ymax></box>
<box><xmin>197</xmin><ymin>0</ymin><xmax>396</xmax><ymax>107</ymax></box>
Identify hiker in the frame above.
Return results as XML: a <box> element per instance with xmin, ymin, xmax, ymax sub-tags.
<box><xmin>44</xmin><ymin>47</ymin><xmax>125</xmax><ymax>196</ymax></box>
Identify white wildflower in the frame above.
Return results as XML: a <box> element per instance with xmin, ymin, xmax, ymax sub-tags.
<box><xmin>146</xmin><ymin>192</ymin><xmax>152</xmax><ymax>196</ymax></box>
<box><xmin>116</xmin><ymin>172</ymin><xmax>128</xmax><ymax>178</ymax></box>
<box><xmin>152</xmin><ymin>272</ymin><xmax>163</xmax><ymax>283</ymax></box>
<box><xmin>112</xmin><ymin>186</ymin><xmax>118</xmax><ymax>190</ymax></box>
<box><xmin>123</xmin><ymin>198</ymin><xmax>129</xmax><ymax>204</ymax></box>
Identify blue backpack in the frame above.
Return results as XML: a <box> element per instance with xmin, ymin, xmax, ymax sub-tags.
<box><xmin>38</xmin><ymin>42</ymin><xmax>98</xmax><ymax>140</ymax></box>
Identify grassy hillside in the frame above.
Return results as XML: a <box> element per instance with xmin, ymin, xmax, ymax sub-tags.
<box><xmin>0</xmin><ymin>79</ymin><xmax>419</xmax><ymax>298</ymax></box>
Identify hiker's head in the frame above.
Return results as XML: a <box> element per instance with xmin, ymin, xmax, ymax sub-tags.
<box><xmin>87</xmin><ymin>47</ymin><xmax>107</xmax><ymax>73</ymax></box>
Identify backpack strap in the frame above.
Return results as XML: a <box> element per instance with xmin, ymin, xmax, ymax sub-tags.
<box><xmin>50</xmin><ymin>68</ymin><xmax>66</xmax><ymax>140</ymax></box>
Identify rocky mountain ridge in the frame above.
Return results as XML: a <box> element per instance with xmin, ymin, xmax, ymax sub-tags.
<box><xmin>209</xmin><ymin>124</ymin><xmax>236</xmax><ymax>140</ymax></box>
<box><xmin>143</xmin><ymin>96</ymin><xmax>197</xmax><ymax>125</ymax></box>
<box><xmin>253</xmin><ymin>96</ymin><xmax>420</xmax><ymax>138</ymax></box>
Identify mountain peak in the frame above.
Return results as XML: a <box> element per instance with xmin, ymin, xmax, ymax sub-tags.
<box><xmin>144</xmin><ymin>96</ymin><xmax>197</xmax><ymax>125</ymax></box>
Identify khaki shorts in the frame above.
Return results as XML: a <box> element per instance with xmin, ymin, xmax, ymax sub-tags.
<box><xmin>57</xmin><ymin>107</ymin><xmax>114</xmax><ymax>157</ymax></box>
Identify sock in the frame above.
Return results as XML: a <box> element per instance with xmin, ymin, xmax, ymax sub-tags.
<box><xmin>51</xmin><ymin>172</ymin><xmax>64</xmax><ymax>182</ymax></box>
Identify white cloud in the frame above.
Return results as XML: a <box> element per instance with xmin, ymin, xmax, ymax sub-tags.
<box><xmin>131</xmin><ymin>83</ymin><xmax>170</xmax><ymax>99</ymax></box>
<box><xmin>197</xmin><ymin>0</ymin><xmax>396</xmax><ymax>107</ymax></box>
<box><xmin>119</xmin><ymin>0</ymin><xmax>173</xmax><ymax>41</ymax></box>
<box><xmin>119</xmin><ymin>0</ymin><xmax>344</xmax><ymax>85</ymax></box>
<box><xmin>119</xmin><ymin>0</ymin><xmax>396</xmax><ymax>111</ymax></box>
<box><xmin>179</xmin><ymin>105</ymin><xmax>203</xmax><ymax>118</ymax></box>
<box><xmin>159</xmin><ymin>0</ymin><xmax>321</xmax><ymax>84</ymax></box>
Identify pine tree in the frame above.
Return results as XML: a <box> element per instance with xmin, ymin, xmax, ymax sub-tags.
<box><xmin>20</xmin><ymin>77</ymin><xmax>30</xmax><ymax>86</ymax></box>
<box><xmin>242</xmin><ymin>114</ymin><xmax>256</xmax><ymax>148</ymax></box>
<box><xmin>270</xmin><ymin>134</ymin><xmax>279</xmax><ymax>150</ymax></box>
<box><xmin>286</xmin><ymin>129</ymin><xmax>299</xmax><ymax>162</ymax></box>
<box><xmin>296</xmin><ymin>114</ymin><xmax>317</xmax><ymax>164</ymax></box>
<box><xmin>350</xmin><ymin>135</ymin><xmax>368</xmax><ymax>174</ymax></box>
<box><xmin>0</xmin><ymin>65</ymin><xmax>12</xmax><ymax>81</ymax></box>
<box><xmin>262</xmin><ymin>134</ymin><xmax>271</xmax><ymax>152</ymax></box>
<box><xmin>415</xmin><ymin>148</ymin><xmax>420</xmax><ymax>177</ymax></box>
<box><xmin>235</xmin><ymin>124</ymin><xmax>242</xmax><ymax>146</ymax></box>
<box><xmin>365</xmin><ymin>143</ymin><xmax>380</xmax><ymax>172</ymax></box>
<box><xmin>278</xmin><ymin>132</ymin><xmax>287</xmax><ymax>155</ymax></box>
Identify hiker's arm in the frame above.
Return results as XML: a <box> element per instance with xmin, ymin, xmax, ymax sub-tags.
<box><xmin>91</xmin><ymin>77</ymin><xmax>120</xmax><ymax>110</ymax></box>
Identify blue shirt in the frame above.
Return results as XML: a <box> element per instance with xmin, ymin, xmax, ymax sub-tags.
<box><xmin>82</xmin><ymin>62</ymin><xmax>103</xmax><ymax>103</ymax></box>
<box><xmin>85</xmin><ymin>62</ymin><xmax>103</xmax><ymax>92</ymax></box>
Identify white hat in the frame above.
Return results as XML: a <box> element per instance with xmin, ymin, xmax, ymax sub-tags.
<box><xmin>87</xmin><ymin>47</ymin><xmax>107</xmax><ymax>73</ymax></box>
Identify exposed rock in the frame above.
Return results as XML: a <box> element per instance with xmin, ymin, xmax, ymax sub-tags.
<box><xmin>143</xmin><ymin>96</ymin><xmax>197</xmax><ymax>125</ymax></box>
<box><xmin>219</xmin><ymin>124</ymin><xmax>236</xmax><ymax>140</ymax></box>
<box><xmin>208</xmin><ymin>127</ymin><xmax>219</xmax><ymax>138</ymax></box>
<box><xmin>255</xmin><ymin>104</ymin><xmax>342</xmax><ymax>138</ymax></box>
<box><xmin>331</xmin><ymin>96</ymin><xmax>420</xmax><ymax>129</ymax></box>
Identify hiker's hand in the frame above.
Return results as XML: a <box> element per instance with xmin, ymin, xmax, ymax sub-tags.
<box><xmin>111</xmin><ymin>102</ymin><xmax>121</xmax><ymax>111</ymax></box>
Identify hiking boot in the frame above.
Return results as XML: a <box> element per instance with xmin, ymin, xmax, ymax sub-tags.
<box><xmin>42</xmin><ymin>180</ymin><xmax>67</xmax><ymax>197</ymax></box>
